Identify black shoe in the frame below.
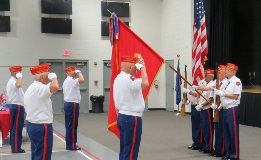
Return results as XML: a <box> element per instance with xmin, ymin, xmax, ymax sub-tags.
<box><xmin>201</xmin><ymin>150</ymin><xmax>212</xmax><ymax>153</ymax></box>
<box><xmin>67</xmin><ymin>147</ymin><xmax>81</xmax><ymax>151</ymax></box>
<box><xmin>12</xmin><ymin>149</ymin><xmax>25</xmax><ymax>153</ymax></box>
<box><xmin>214</xmin><ymin>153</ymin><xmax>224</xmax><ymax>157</ymax></box>
<box><xmin>188</xmin><ymin>146</ymin><xmax>193</xmax><ymax>149</ymax></box>
<box><xmin>191</xmin><ymin>146</ymin><xmax>201</xmax><ymax>150</ymax></box>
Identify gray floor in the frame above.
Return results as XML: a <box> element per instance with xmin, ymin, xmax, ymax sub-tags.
<box><xmin>0</xmin><ymin>120</ymin><xmax>117</xmax><ymax>160</ymax></box>
<box><xmin>1</xmin><ymin>110</ymin><xmax>261</xmax><ymax>160</ymax></box>
<box><xmin>54</xmin><ymin>110</ymin><xmax>261</xmax><ymax>160</ymax></box>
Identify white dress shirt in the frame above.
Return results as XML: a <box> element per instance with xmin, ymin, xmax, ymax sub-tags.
<box><xmin>221</xmin><ymin>76</ymin><xmax>242</xmax><ymax>107</ymax></box>
<box><xmin>113</xmin><ymin>71</ymin><xmax>145</xmax><ymax>117</ymax></box>
<box><xmin>199</xmin><ymin>80</ymin><xmax>214</xmax><ymax>110</ymax></box>
<box><xmin>63</xmin><ymin>76</ymin><xmax>81</xmax><ymax>103</ymax></box>
<box><xmin>24</xmin><ymin>81</ymin><xmax>53</xmax><ymax>123</ymax></box>
<box><xmin>6</xmin><ymin>77</ymin><xmax>24</xmax><ymax>105</ymax></box>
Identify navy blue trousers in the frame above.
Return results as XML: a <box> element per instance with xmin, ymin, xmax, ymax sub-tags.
<box><xmin>214</xmin><ymin>109</ymin><xmax>224</xmax><ymax>155</ymax></box>
<box><xmin>10</xmin><ymin>104</ymin><xmax>25</xmax><ymax>153</ymax></box>
<box><xmin>223</xmin><ymin>107</ymin><xmax>240</xmax><ymax>159</ymax></box>
<box><xmin>201</xmin><ymin>108</ymin><xmax>213</xmax><ymax>152</ymax></box>
<box><xmin>117</xmin><ymin>114</ymin><xmax>142</xmax><ymax>160</ymax></box>
<box><xmin>64</xmin><ymin>102</ymin><xmax>79</xmax><ymax>149</ymax></box>
<box><xmin>191</xmin><ymin>104</ymin><xmax>202</xmax><ymax>148</ymax></box>
<box><xmin>27</xmin><ymin>123</ymin><xmax>53</xmax><ymax>160</ymax></box>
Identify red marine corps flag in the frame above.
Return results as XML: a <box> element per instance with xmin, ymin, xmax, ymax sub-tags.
<box><xmin>108</xmin><ymin>14</ymin><xmax>164</xmax><ymax>138</ymax></box>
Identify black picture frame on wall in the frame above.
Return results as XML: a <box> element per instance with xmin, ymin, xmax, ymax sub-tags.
<box><xmin>0</xmin><ymin>0</ymin><xmax>10</xmax><ymax>11</ymax></box>
<box><xmin>0</xmin><ymin>16</ymin><xmax>11</xmax><ymax>32</ymax></box>
<box><xmin>101</xmin><ymin>1</ymin><xmax>129</xmax><ymax>17</ymax></box>
<box><xmin>41</xmin><ymin>17</ymin><xmax>72</xmax><ymax>34</ymax></box>
<box><xmin>41</xmin><ymin>0</ymin><xmax>72</xmax><ymax>14</ymax></box>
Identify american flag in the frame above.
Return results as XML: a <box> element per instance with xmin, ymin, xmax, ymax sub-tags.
<box><xmin>192</xmin><ymin>0</ymin><xmax>208</xmax><ymax>85</ymax></box>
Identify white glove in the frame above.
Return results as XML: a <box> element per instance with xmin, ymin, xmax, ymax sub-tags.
<box><xmin>218</xmin><ymin>104</ymin><xmax>223</xmax><ymax>110</ymax></box>
<box><xmin>182</xmin><ymin>88</ymin><xmax>190</xmax><ymax>94</ymax></box>
<box><xmin>215</xmin><ymin>89</ymin><xmax>225</xmax><ymax>97</ymax></box>
<box><xmin>48</xmin><ymin>73</ymin><xmax>57</xmax><ymax>80</ymax></box>
<box><xmin>16</xmin><ymin>72</ymin><xmax>22</xmax><ymax>78</ymax></box>
<box><xmin>75</xmin><ymin>70</ymin><xmax>81</xmax><ymax>73</ymax></box>
<box><xmin>195</xmin><ymin>104</ymin><xmax>202</xmax><ymax>111</ymax></box>
<box><xmin>135</xmin><ymin>63</ymin><xmax>144</xmax><ymax>70</ymax></box>
<box><xmin>211</xmin><ymin>103</ymin><xmax>216</xmax><ymax>109</ymax></box>
<box><xmin>192</xmin><ymin>85</ymin><xmax>198</xmax><ymax>90</ymax></box>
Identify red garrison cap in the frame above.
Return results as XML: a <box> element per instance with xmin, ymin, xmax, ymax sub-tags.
<box><xmin>9</xmin><ymin>66</ymin><xmax>22</xmax><ymax>72</ymax></box>
<box><xmin>121</xmin><ymin>56</ymin><xmax>138</xmax><ymax>64</ymax></box>
<box><xmin>205</xmin><ymin>69</ymin><xmax>214</xmax><ymax>74</ymax></box>
<box><xmin>30</xmin><ymin>64</ymin><xmax>50</xmax><ymax>75</ymax></box>
<box><xmin>218</xmin><ymin>65</ymin><xmax>226</xmax><ymax>71</ymax></box>
<box><xmin>226</xmin><ymin>63</ymin><xmax>238</xmax><ymax>72</ymax></box>
<box><xmin>65</xmin><ymin>66</ymin><xmax>76</xmax><ymax>73</ymax></box>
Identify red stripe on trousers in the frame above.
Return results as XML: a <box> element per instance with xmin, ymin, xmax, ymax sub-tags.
<box><xmin>72</xmin><ymin>103</ymin><xmax>76</xmax><ymax>149</ymax></box>
<box><xmin>207</xmin><ymin>109</ymin><xmax>213</xmax><ymax>151</ymax></box>
<box><xmin>42</xmin><ymin>124</ymin><xmax>48</xmax><ymax>160</ymax></box>
<box><xmin>222</xmin><ymin>136</ymin><xmax>225</xmax><ymax>154</ymax></box>
<box><xmin>129</xmin><ymin>117</ymin><xmax>138</xmax><ymax>160</ymax></box>
<box><xmin>199</xmin><ymin>111</ymin><xmax>203</xmax><ymax>145</ymax></box>
<box><xmin>232</xmin><ymin>108</ymin><xmax>238</xmax><ymax>158</ymax></box>
<box><xmin>15</xmin><ymin>105</ymin><xmax>21</xmax><ymax>152</ymax></box>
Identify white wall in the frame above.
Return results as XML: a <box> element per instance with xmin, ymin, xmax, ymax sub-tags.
<box><xmin>160</xmin><ymin>0</ymin><xmax>194</xmax><ymax>111</ymax></box>
<box><xmin>0</xmin><ymin>0</ymin><xmax>194</xmax><ymax>111</ymax></box>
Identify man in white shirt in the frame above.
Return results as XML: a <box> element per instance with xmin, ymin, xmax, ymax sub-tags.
<box><xmin>182</xmin><ymin>87</ymin><xmax>203</xmax><ymax>151</ymax></box>
<box><xmin>191</xmin><ymin>65</ymin><xmax>228</xmax><ymax>157</ymax></box>
<box><xmin>62</xmin><ymin>66</ymin><xmax>84</xmax><ymax>150</ymax></box>
<box><xmin>210</xmin><ymin>65</ymin><xmax>228</xmax><ymax>157</ymax></box>
<box><xmin>215</xmin><ymin>63</ymin><xmax>242</xmax><ymax>160</ymax></box>
<box><xmin>194</xmin><ymin>69</ymin><xmax>214</xmax><ymax>154</ymax></box>
<box><xmin>113</xmin><ymin>56</ymin><xmax>149</xmax><ymax>160</ymax></box>
<box><xmin>6</xmin><ymin>66</ymin><xmax>25</xmax><ymax>153</ymax></box>
<box><xmin>24</xmin><ymin>64</ymin><xmax>59</xmax><ymax>160</ymax></box>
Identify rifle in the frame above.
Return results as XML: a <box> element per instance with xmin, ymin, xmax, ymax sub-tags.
<box><xmin>165</xmin><ymin>62</ymin><xmax>211</xmax><ymax>104</ymax></box>
<box><xmin>180</xmin><ymin>65</ymin><xmax>187</xmax><ymax>116</ymax></box>
<box><xmin>213</xmin><ymin>65</ymin><xmax>220</xmax><ymax>122</ymax></box>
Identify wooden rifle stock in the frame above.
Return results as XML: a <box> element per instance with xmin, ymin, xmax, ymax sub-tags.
<box><xmin>180</xmin><ymin>65</ymin><xmax>187</xmax><ymax>116</ymax></box>
<box><xmin>213</xmin><ymin>68</ymin><xmax>220</xmax><ymax>122</ymax></box>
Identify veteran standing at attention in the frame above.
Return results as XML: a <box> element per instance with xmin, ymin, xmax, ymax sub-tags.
<box><xmin>6</xmin><ymin>66</ymin><xmax>25</xmax><ymax>153</ymax></box>
<box><xmin>24</xmin><ymin>64</ymin><xmax>59</xmax><ymax>160</ymax></box>
<box><xmin>113</xmin><ymin>55</ymin><xmax>149</xmax><ymax>160</ymax></box>
<box><xmin>63</xmin><ymin>66</ymin><xmax>84</xmax><ymax>150</ymax></box>
<box><xmin>215</xmin><ymin>63</ymin><xmax>242</xmax><ymax>160</ymax></box>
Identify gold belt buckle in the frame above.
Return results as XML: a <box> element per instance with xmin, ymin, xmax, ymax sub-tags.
<box><xmin>223</xmin><ymin>106</ymin><xmax>228</xmax><ymax>109</ymax></box>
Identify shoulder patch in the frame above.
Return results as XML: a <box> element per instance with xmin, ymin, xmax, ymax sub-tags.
<box><xmin>130</xmin><ymin>76</ymin><xmax>135</xmax><ymax>81</ymax></box>
<box><xmin>236</xmin><ymin>81</ymin><xmax>241</xmax><ymax>86</ymax></box>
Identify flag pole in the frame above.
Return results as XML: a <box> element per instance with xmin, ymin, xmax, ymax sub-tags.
<box><xmin>165</xmin><ymin>61</ymin><xmax>211</xmax><ymax>104</ymax></box>
<box><xmin>176</xmin><ymin>104</ymin><xmax>180</xmax><ymax>115</ymax></box>
<box><xmin>176</xmin><ymin>54</ymin><xmax>181</xmax><ymax>115</ymax></box>
<box><xmin>107</xmin><ymin>9</ymin><xmax>112</xmax><ymax>14</ymax></box>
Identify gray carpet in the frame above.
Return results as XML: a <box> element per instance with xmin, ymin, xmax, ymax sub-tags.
<box><xmin>54</xmin><ymin>110</ymin><xmax>261</xmax><ymax>160</ymax></box>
